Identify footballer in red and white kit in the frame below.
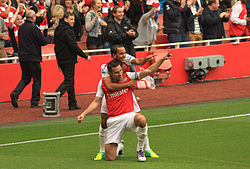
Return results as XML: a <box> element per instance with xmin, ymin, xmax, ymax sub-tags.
<box><xmin>100</xmin><ymin>53</ymin><xmax>140</xmax><ymax>114</ymax></box>
<box><xmin>77</xmin><ymin>52</ymin><xmax>172</xmax><ymax>161</ymax></box>
<box><xmin>96</xmin><ymin>71</ymin><xmax>141</xmax><ymax>144</ymax></box>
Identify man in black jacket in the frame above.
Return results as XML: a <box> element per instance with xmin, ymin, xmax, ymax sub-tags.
<box><xmin>163</xmin><ymin>0</ymin><xmax>191</xmax><ymax>48</ymax></box>
<box><xmin>10</xmin><ymin>10</ymin><xmax>48</xmax><ymax>108</ymax></box>
<box><xmin>105</xmin><ymin>5</ymin><xmax>138</xmax><ymax>58</ymax></box>
<box><xmin>202</xmin><ymin>0</ymin><xmax>229</xmax><ymax>44</ymax></box>
<box><xmin>54</xmin><ymin>12</ymin><xmax>91</xmax><ymax>110</ymax></box>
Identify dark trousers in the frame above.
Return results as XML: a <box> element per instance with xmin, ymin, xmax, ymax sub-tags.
<box><xmin>56</xmin><ymin>63</ymin><xmax>77</xmax><ymax>107</ymax></box>
<box><xmin>168</xmin><ymin>33</ymin><xmax>189</xmax><ymax>48</ymax></box>
<box><xmin>11</xmin><ymin>62</ymin><xmax>41</xmax><ymax>105</ymax></box>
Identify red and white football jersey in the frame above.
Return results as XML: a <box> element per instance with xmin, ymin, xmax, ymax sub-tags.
<box><xmin>97</xmin><ymin>72</ymin><xmax>140</xmax><ymax>117</ymax></box>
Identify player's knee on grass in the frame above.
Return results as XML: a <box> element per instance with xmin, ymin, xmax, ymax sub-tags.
<box><xmin>134</xmin><ymin>114</ymin><xmax>146</xmax><ymax>128</ymax></box>
<box><xmin>105</xmin><ymin>143</ymin><xmax>117</xmax><ymax>161</ymax></box>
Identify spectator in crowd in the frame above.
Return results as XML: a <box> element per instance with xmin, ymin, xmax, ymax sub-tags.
<box><xmin>202</xmin><ymin>0</ymin><xmax>230</xmax><ymax>44</ymax></box>
<box><xmin>0</xmin><ymin>0</ymin><xmax>21</xmax><ymax>47</ymax></box>
<box><xmin>187</xmin><ymin>0</ymin><xmax>204</xmax><ymax>46</ymax></box>
<box><xmin>123</xmin><ymin>0</ymin><xmax>130</xmax><ymax>16</ymax></box>
<box><xmin>163</xmin><ymin>0</ymin><xmax>192</xmax><ymax>48</ymax></box>
<box><xmin>28</xmin><ymin>0</ymin><xmax>47</xmax><ymax>30</ymax></box>
<box><xmin>54</xmin><ymin>12</ymin><xmax>91</xmax><ymax>110</ymax></box>
<box><xmin>219</xmin><ymin>0</ymin><xmax>231</xmax><ymax>12</ymax></box>
<box><xmin>126</xmin><ymin>0</ymin><xmax>144</xmax><ymax>28</ymax></box>
<box><xmin>47</xmin><ymin>3</ymin><xmax>64</xmax><ymax>42</ymax></box>
<box><xmin>145</xmin><ymin>0</ymin><xmax>160</xmax><ymax>21</ymax></box>
<box><xmin>0</xmin><ymin>17</ymin><xmax>8</xmax><ymax>63</ymax></box>
<box><xmin>229</xmin><ymin>0</ymin><xmax>250</xmax><ymax>39</ymax></box>
<box><xmin>37</xmin><ymin>0</ymin><xmax>48</xmax><ymax>35</ymax></box>
<box><xmin>8</xmin><ymin>0</ymin><xmax>24</xmax><ymax>57</ymax></box>
<box><xmin>10</xmin><ymin>10</ymin><xmax>48</xmax><ymax>108</ymax></box>
<box><xmin>85</xmin><ymin>0</ymin><xmax>107</xmax><ymax>55</ymax></box>
<box><xmin>105</xmin><ymin>5</ymin><xmax>138</xmax><ymax>58</ymax></box>
<box><xmin>133</xmin><ymin>6</ymin><xmax>164</xmax><ymax>50</ymax></box>
<box><xmin>61</xmin><ymin>0</ymin><xmax>86</xmax><ymax>41</ymax></box>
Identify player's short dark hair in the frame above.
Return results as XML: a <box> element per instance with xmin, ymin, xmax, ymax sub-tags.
<box><xmin>107</xmin><ymin>59</ymin><xmax>121</xmax><ymax>73</ymax></box>
<box><xmin>111</xmin><ymin>44</ymin><xmax>125</xmax><ymax>57</ymax></box>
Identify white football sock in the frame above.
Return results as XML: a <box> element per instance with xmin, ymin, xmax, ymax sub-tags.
<box><xmin>144</xmin><ymin>135</ymin><xmax>151</xmax><ymax>151</ymax></box>
<box><xmin>99</xmin><ymin>125</ymin><xmax>105</xmax><ymax>153</ymax></box>
<box><xmin>136</xmin><ymin>124</ymin><xmax>148</xmax><ymax>151</ymax></box>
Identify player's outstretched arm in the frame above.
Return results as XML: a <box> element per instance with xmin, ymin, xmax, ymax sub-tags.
<box><xmin>77</xmin><ymin>96</ymin><xmax>102</xmax><ymax>123</ymax></box>
<box><xmin>139</xmin><ymin>51</ymin><xmax>172</xmax><ymax>80</ymax></box>
<box><xmin>131</xmin><ymin>54</ymin><xmax>156</xmax><ymax>66</ymax></box>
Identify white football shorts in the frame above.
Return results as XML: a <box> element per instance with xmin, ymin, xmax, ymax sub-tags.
<box><xmin>105</xmin><ymin>112</ymin><xmax>137</xmax><ymax>144</ymax></box>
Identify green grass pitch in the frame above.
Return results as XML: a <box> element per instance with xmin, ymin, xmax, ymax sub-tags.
<box><xmin>0</xmin><ymin>98</ymin><xmax>250</xmax><ymax>169</ymax></box>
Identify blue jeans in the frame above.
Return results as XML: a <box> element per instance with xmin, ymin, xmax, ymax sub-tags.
<box><xmin>167</xmin><ymin>33</ymin><xmax>189</xmax><ymax>48</ymax></box>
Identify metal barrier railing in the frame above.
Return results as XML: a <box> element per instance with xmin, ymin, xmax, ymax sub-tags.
<box><xmin>0</xmin><ymin>36</ymin><xmax>249</xmax><ymax>63</ymax></box>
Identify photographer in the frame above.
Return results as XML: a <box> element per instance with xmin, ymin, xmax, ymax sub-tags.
<box><xmin>85</xmin><ymin>0</ymin><xmax>107</xmax><ymax>55</ymax></box>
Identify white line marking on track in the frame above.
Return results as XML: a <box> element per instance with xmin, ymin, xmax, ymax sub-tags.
<box><xmin>1</xmin><ymin>113</ymin><xmax>250</xmax><ymax>147</ymax></box>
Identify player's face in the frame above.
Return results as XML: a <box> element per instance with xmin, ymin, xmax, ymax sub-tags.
<box><xmin>114</xmin><ymin>47</ymin><xmax>126</xmax><ymax>62</ymax></box>
<box><xmin>110</xmin><ymin>65</ymin><xmax>123</xmax><ymax>81</ymax></box>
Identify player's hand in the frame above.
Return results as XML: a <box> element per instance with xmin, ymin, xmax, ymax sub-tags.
<box><xmin>77</xmin><ymin>114</ymin><xmax>85</xmax><ymax>123</ymax></box>
<box><xmin>162</xmin><ymin>51</ymin><xmax>173</xmax><ymax>60</ymax></box>
<box><xmin>128</xmin><ymin>80</ymin><xmax>136</xmax><ymax>88</ymax></box>
<box><xmin>146</xmin><ymin>54</ymin><xmax>156</xmax><ymax>63</ymax></box>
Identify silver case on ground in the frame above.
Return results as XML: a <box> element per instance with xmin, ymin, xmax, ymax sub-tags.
<box><xmin>43</xmin><ymin>92</ymin><xmax>60</xmax><ymax>117</ymax></box>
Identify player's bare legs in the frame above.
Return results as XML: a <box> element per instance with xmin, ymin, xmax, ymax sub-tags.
<box><xmin>105</xmin><ymin>143</ymin><xmax>118</xmax><ymax>161</ymax></box>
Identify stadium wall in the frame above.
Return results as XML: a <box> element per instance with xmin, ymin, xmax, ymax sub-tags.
<box><xmin>0</xmin><ymin>42</ymin><xmax>250</xmax><ymax>102</ymax></box>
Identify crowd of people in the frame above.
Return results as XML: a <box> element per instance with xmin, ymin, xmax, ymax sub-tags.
<box><xmin>0</xmin><ymin>0</ymin><xmax>249</xmax><ymax>63</ymax></box>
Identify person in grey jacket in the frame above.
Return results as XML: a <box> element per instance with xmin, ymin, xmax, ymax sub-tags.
<box><xmin>0</xmin><ymin>17</ymin><xmax>8</xmax><ymax>63</ymax></box>
<box><xmin>85</xmin><ymin>0</ymin><xmax>107</xmax><ymax>55</ymax></box>
<box><xmin>133</xmin><ymin>6</ymin><xmax>164</xmax><ymax>50</ymax></box>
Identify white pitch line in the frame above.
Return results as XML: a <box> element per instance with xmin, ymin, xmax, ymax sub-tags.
<box><xmin>1</xmin><ymin>113</ymin><xmax>250</xmax><ymax>147</ymax></box>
